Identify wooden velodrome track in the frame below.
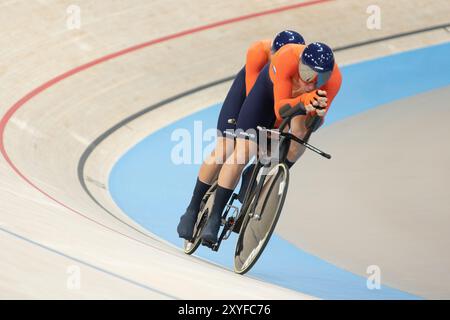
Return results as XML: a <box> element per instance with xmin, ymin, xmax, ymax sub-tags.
<box><xmin>0</xmin><ymin>0</ymin><xmax>449</xmax><ymax>298</ymax></box>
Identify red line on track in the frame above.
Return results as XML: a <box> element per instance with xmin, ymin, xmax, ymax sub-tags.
<box><xmin>0</xmin><ymin>0</ymin><xmax>332</xmax><ymax>246</ymax></box>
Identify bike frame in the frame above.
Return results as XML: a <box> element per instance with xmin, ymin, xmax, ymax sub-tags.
<box><xmin>242</xmin><ymin>104</ymin><xmax>328</xmax><ymax>220</ymax></box>
<box><xmin>208</xmin><ymin>104</ymin><xmax>331</xmax><ymax>250</ymax></box>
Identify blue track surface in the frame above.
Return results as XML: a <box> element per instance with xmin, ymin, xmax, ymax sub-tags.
<box><xmin>109</xmin><ymin>42</ymin><xmax>450</xmax><ymax>299</ymax></box>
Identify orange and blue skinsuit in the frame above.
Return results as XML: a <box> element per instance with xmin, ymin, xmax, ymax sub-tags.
<box><xmin>226</xmin><ymin>43</ymin><xmax>342</xmax><ymax>139</ymax></box>
<box><xmin>245</xmin><ymin>39</ymin><xmax>272</xmax><ymax>95</ymax></box>
<box><xmin>269</xmin><ymin>44</ymin><xmax>342</xmax><ymax>128</ymax></box>
<box><xmin>217</xmin><ymin>40</ymin><xmax>273</xmax><ymax>135</ymax></box>
<box><xmin>218</xmin><ymin>42</ymin><xmax>342</xmax><ymax>138</ymax></box>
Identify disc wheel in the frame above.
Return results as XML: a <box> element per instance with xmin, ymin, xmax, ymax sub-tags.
<box><xmin>234</xmin><ymin>164</ymin><xmax>289</xmax><ymax>274</ymax></box>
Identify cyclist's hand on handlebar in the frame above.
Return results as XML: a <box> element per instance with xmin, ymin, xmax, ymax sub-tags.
<box><xmin>302</xmin><ymin>90</ymin><xmax>328</xmax><ymax>117</ymax></box>
<box><xmin>315</xmin><ymin>105</ymin><xmax>327</xmax><ymax>117</ymax></box>
<box><xmin>314</xmin><ymin>90</ymin><xmax>328</xmax><ymax>117</ymax></box>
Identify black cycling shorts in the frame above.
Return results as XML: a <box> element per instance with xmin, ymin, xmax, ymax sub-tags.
<box><xmin>217</xmin><ymin>64</ymin><xmax>275</xmax><ymax>141</ymax></box>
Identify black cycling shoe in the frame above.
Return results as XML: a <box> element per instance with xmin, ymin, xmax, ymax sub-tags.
<box><xmin>201</xmin><ymin>213</ymin><xmax>221</xmax><ymax>244</ymax></box>
<box><xmin>177</xmin><ymin>208</ymin><xmax>198</xmax><ymax>240</ymax></box>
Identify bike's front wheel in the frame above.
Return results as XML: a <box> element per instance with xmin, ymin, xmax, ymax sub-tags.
<box><xmin>234</xmin><ymin>163</ymin><xmax>289</xmax><ymax>274</ymax></box>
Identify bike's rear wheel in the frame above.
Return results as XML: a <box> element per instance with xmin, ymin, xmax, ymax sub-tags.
<box><xmin>184</xmin><ymin>182</ymin><xmax>217</xmax><ymax>255</ymax></box>
<box><xmin>234</xmin><ymin>163</ymin><xmax>289</xmax><ymax>274</ymax></box>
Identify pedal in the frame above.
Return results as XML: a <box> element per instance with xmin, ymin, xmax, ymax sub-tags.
<box><xmin>201</xmin><ymin>239</ymin><xmax>217</xmax><ymax>249</ymax></box>
<box><xmin>222</xmin><ymin>217</ymin><xmax>236</xmax><ymax>240</ymax></box>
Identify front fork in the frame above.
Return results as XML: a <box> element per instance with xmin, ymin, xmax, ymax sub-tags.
<box><xmin>248</xmin><ymin>134</ymin><xmax>290</xmax><ymax>220</ymax></box>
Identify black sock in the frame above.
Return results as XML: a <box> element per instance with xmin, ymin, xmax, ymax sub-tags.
<box><xmin>285</xmin><ymin>159</ymin><xmax>296</xmax><ymax>169</ymax></box>
<box><xmin>211</xmin><ymin>185</ymin><xmax>234</xmax><ymax>220</ymax></box>
<box><xmin>187</xmin><ymin>178</ymin><xmax>211</xmax><ymax>212</ymax></box>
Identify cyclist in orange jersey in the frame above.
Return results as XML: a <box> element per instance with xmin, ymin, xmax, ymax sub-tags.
<box><xmin>195</xmin><ymin>42</ymin><xmax>342</xmax><ymax>245</ymax></box>
<box><xmin>177</xmin><ymin>31</ymin><xmax>305</xmax><ymax>241</ymax></box>
<box><xmin>264</xmin><ymin>42</ymin><xmax>342</xmax><ymax>167</ymax></box>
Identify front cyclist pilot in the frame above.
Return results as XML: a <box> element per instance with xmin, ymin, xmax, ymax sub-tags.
<box><xmin>177</xmin><ymin>30</ymin><xmax>305</xmax><ymax>241</ymax></box>
<box><xmin>268</xmin><ymin>42</ymin><xmax>342</xmax><ymax>166</ymax></box>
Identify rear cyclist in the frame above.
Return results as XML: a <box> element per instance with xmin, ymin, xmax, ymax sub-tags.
<box><xmin>177</xmin><ymin>30</ymin><xmax>305</xmax><ymax>241</ymax></box>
